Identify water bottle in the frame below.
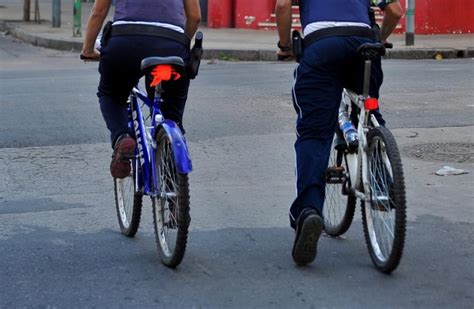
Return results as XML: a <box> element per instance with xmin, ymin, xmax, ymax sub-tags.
<box><xmin>338</xmin><ymin>109</ymin><xmax>359</xmax><ymax>151</ymax></box>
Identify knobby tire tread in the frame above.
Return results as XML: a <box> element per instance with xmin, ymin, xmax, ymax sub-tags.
<box><xmin>362</xmin><ymin>126</ymin><xmax>406</xmax><ymax>274</ymax></box>
<box><xmin>153</xmin><ymin>129</ymin><xmax>191</xmax><ymax>268</ymax></box>
<box><xmin>114</xmin><ymin>180</ymin><xmax>143</xmax><ymax>237</ymax></box>
<box><xmin>324</xmin><ymin>141</ymin><xmax>357</xmax><ymax>237</ymax></box>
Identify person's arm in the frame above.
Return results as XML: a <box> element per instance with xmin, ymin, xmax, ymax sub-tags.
<box><xmin>184</xmin><ymin>0</ymin><xmax>201</xmax><ymax>38</ymax></box>
<box><xmin>379</xmin><ymin>1</ymin><xmax>403</xmax><ymax>42</ymax></box>
<box><xmin>81</xmin><ymin>0</ymin><xmax>112</xmax><ymax>60</ymax></box>
<box><xmin>275</xmin><ymin>0</ymin><xmax>293</xmax><ymax>60</ymax></box>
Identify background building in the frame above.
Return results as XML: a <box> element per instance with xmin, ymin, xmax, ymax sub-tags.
<box><xmin>206</xmin><ymin>0</ymin><xmax>474</xmax><ymax>34</ymax></box>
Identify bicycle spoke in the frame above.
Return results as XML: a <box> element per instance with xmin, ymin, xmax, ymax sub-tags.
<box><xmin>323</xmin><ymin>141</ymin><xmax>356</xmax><ymax>236</ymax></box>
<box><xmin>366</xmin><ymin>136</ymin><xmax>398</xmax><ymax>262</ymax></box>
<box><xmin>157</xmin><ymin>137</ymin><xmax>179</xmax><ymax>253</ymax></box>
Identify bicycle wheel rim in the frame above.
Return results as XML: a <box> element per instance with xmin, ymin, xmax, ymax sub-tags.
<box><xmin>363</xmin><ymin>126</ymin><xmax>407</xmax><ymax>274</ymax></box>
<box><xmin>115</xmin><ymin>173</ymin><xmax>135</xmax><ymax>229</ymax></box>
<box><xmin>155</xmin><ymin>134</ymin><xmax>180</xmax><ymax>259</ymax></box>
<box><xmin>323</xmin><ymin>137</ymin><xmax>356</xmax><ymax>236</ymax></box>
<box><xmin>366</xmin><ymin>135</ymin><xmax>396</xmax><ymax>262</ymax></box>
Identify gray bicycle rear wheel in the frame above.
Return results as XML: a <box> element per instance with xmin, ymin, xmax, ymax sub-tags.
<box><xmin>323</xmin><ymin>135</ymin><xmax>356</xmax><ymax>236</ymax></box>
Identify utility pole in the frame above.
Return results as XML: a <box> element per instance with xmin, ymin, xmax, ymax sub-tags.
<box><xmin>23</xmin><ymin>0</ymin><xmax>30</xmax><ymax>22</ymax></box>
<box><xmin>405</xmin><ymin>0</ymin><xmax>415</xmax><ymax>46</ymax></box>
<box><xmin>34</xmin><ymin>0</ymin><xmax>40</xmax><ymax>23</ymax></box>
<box><xmin>73</xmin><ymin>0</ymin><xmax>82</xmax><ymax>37</ymax></box>
<box><xmin>52</xmin><ymin>0</ymin><xmax>60</xmax><ymax>27</ymax></box>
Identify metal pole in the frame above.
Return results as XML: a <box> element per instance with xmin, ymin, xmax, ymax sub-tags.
<box><xmin>34</xmin><ymin>0</ymin><xmax>40</xmax><ymax>23</ymax></box>
<box><xmin>52</xmin><ymin>0</ymin><xmax>60</xmax><ymax>28</ymax></box>
<box><xmin>23</xmin><ymin>0</ymin><xmax>30</xmax><ymax>22</ymax></box>
<box><xmin>405</xmin><ymin>0</ymin><xmax>415</xmax><ymax>46</ymax></box>
<box><xmin>73</xmin><ymin>0</ymin><xmax>81</xmax><ymax>37</ymax></box>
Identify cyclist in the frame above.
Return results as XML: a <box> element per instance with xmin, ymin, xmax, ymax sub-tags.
<box><xmin>80</xmin><ymin>0</ymin><xmax>201</xmax><ymax>178</ymax></box>
<box><xmin>275</xmin><ymin>0</ymin><xmax>403</xmax><ymax>265</ymax></box>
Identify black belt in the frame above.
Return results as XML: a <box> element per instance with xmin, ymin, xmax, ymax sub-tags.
<box><xmin>303</xmin><ymin>26</ymin><xmax>377</xmax><ymax>48</ymax></box>
<box><xmin>111</xmin><ymin>24</ymin><xmax>190</xmax><ymax>47</ymax></box>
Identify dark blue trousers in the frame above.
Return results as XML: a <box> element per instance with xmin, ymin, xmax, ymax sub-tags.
<box><xmin>289</xmin><ymin>36</ymin><xmax>384</xmax><ymax>228</ymax></box>
<box><xmin>97</xmin><ymin>35</ymin><xmax>190</xmax><ymax>147</ymax></box>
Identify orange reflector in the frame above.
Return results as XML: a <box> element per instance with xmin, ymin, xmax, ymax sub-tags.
<box><xmin>150</xmin><ymin>65</ymin><xmax>181</xmax><ymax>87</ymax></box>
<box><xmin>364</xmin><ymin>98</ymin><xmax>379</xmax><ymax>111</ymax></box>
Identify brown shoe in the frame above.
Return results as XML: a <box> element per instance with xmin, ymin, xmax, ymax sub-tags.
<box><xmin>110</xmin><ymin>134</ymin><xmax>136</xmax><ymax>179</ymax></box>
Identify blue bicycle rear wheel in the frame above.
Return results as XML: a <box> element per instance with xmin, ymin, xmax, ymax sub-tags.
<box><xmin>152</xmin><ymin>128</ymin><xmax>190</xmax><ymax>268</ymax></box>
<box><xmin>114</xmin><ymin>161</ymin><xmax>142</xmax><ymax>237</ymax></box>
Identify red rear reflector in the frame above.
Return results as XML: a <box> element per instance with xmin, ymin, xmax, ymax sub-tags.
<box><xmin>150</xmin><ymin>65</ymin><xmax>181</xmax><ymax>87</ymax></box>
<box><xmin>364</xmin><ymin>98</ymin><xmax>379</xmax><ymax>111</ymax></box>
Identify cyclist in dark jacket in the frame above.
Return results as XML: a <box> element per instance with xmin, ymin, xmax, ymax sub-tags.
<box><xmin>276</xmin><ymin>0</ymin><xmax>403</xmax><ymax>266</ymax></box>
<box><xmin>81</xmin><ymin>0</ymin><xmax>200</xmax><ymax>179</ymax></box>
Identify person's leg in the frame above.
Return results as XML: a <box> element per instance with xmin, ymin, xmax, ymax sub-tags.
<box><xmin>160</xmin><ymin>76</ymin><xmax>190</xmax><ymax>134</ymax></box>
<box><xmin>343</xmin><ymin>37</ymin><xmax>385</xmax><ymax>126</ymax></box>
<box><xmin>97</xmin><ymin>36</ymin><xmax>143</xmax><ymax>178</ymax></box>
<box><xmin>142</xmin><ymin>38</ymin><xmax>191</xmax><ymax>134</ymax></box>
<box><xmin>97</xmin><ymin>36</ymin><xmax>140</xmax><ymax>148</ymax></box>
<box><xmin>98</xmin><ymin>95</ymin><xmax>130</xmax><ymax>148</ymax></box>
<box><xmin>289</xmin><ymin>38</ymin><xmax>347</xmax><ymax>228</ymax></box>
<box><xmin>289</xmin><ymin>37</ymin><xmax>351</xmax><ymax>265</ymax></box>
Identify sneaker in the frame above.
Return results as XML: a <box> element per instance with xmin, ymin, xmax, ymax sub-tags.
<box><xmin>110</xmin><ymin>134</ymin><xmax>136</xmax><ymax>179</ymax></box>
<box><xmin>292</xmin><ymin>208</ymin><xmax>324</xmax><ymax>266</ymax></box>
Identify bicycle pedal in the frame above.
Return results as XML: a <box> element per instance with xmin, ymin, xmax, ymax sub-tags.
<box><xmin>325</xmin><ymin>166</ymin><xmax>346</xmax><ymax>184</ymax></box>
<box><xmin>122</xmin><ymin>154</ymin><xmax>134</xmax><ymax>160</ymax></box>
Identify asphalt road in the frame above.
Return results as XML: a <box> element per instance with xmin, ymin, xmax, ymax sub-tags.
<box><xmin>0</xmin><ymin>35</ymin><xmax>473</xmax><ymax>308</ymax></box>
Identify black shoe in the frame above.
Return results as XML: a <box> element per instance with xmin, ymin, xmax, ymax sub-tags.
<box><xmin>292</xmin><ymin>208</ymin><xmax>324</xmax><ymax>266</ymax></box>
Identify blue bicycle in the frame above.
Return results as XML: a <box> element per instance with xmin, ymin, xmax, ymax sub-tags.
<box><xmin>114</xmin><ymin>33</ymin><xmax>203</xmax><ymax>268</ymax></box>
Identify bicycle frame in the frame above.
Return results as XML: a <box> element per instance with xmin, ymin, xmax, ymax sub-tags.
<box><xmin>341</xmin><ymin>59</ymin><xmax>392</xmax><ymax>202</ymax></box>
<box><xmin>128</xmin><ymin>86</ymin><xmax>192</xmax><ymax>197</ymax></box>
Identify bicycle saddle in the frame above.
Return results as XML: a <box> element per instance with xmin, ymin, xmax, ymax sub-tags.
<box><xmin>356</xmin><ymin>43</ymin><xmax>386</xmax><ymax>60</ymax></box>
<box><xmin>140</xmin><ymin>56</ymin><xmax>185</xmax><ymax>72</ymax></box>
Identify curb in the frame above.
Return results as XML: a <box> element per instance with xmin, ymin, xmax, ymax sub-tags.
<box><xmin>1</xmin><ymin>21</ymin><xmax>83</xmax><ymax>51</ymax></box>
<box><xmin>386</xmin><ymin>47</ymin><xmax>474</xmax><ymax>60</ymax></box>
<box><xmin>2</xmin><ymin>21</ymin><xmax>473</xmax><ymax>61</ymax></box>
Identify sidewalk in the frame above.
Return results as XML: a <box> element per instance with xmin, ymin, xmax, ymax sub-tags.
<box><xmin>1</xmin><ymin>1</ymin><xmax>473</xmax><ymax>60</ymax></box>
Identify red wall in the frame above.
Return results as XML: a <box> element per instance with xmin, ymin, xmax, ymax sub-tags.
<box><xmin>208</xmin><ymin>0</ymin><xmax>474</xmax><ymax>34</ymax></box>
<box><xmin>410</xmin><ymin>0</ymin><xmax>474</xmax><ymax>34</ymax></box>
<box><xmin>234</xmin><ymin>0</ymin><xmax>275</xmax><ymax>29</ymax></box>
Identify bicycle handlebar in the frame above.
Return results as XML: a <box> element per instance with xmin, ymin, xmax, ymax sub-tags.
<box><xmin>194</xmin><ymin>31</ymin><xmax>203</xmax><ymax>49</ymax></box>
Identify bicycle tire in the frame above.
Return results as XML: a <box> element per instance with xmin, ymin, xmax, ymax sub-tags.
<box><xmin>114</xmin><ymin>169</ymin><xmax>143</xmax><ymax>237</ymax></box>
<box><xmin>323</xmin><ymin>135</ymin><xmax>356</xmax><ymax>236</ymax></box>
<box><xmin>152</xmin><ymin>128</ymin><xmax>190</xmax><ymax>268</ymax></box>
<box><xmin>362</xmin><ymin>126</ymin><xmax>406</xmax><ymax>273</ymax></box>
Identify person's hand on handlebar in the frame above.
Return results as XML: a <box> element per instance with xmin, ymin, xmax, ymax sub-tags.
<box><xmin>277</xmin><ymin>42</ymin><xmax>294</xmax><ymax>61</ymax></box>
<box><xmin>80</xmin><ymin>48</ymin><xmax>101</xmax><ymax>62</ymax></box>
<box><xmin>277</xmin><ymin>48</ymin><xmax>295</xmax><ymax>61</ymax></box>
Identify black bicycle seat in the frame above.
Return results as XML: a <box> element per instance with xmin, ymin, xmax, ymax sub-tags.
<box><xmin>356</xmin><ymin>43</ymin><xmax>386</xmax><ymax>60</ymax></box>
<box><xmin>140</xmin><ymin>56</ymin><xmax>185</xmax><ymax>72</ymax></box>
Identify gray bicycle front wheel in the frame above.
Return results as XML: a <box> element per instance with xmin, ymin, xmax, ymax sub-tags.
<box><xmin>362</xmin><ymin>126</ymin><xmax>406</xmax><ymax>274</ymax></box>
